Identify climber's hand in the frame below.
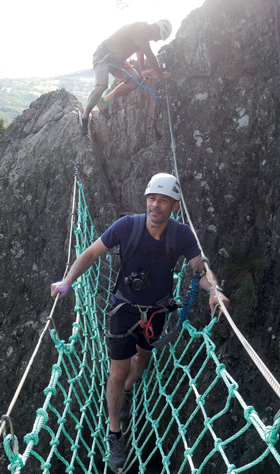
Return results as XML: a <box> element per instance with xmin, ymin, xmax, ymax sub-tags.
<box><xmin>141</xmin><ymin>69</ymin><xmax>154</xmax><ymax>79</ymax></box>
<box><xmin>209</xmin><ymin>291</ymin><xmax>230</xmax><ymax>315</ymax></box>
<box><xmin>51</xmin><ymin>281</ymin><xmax>71</xmax><ymax>300</ymax></box>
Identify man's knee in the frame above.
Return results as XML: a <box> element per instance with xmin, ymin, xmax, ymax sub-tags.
<box><xmin>123</xmin><ymin>68</ymin><xmax>141</xmax><ymax>86</ymax></box>
<box><xmin>133</xmin><ymin>348</ymin><xmax>151</xmax><ymax>366</ymax></box>
<box><xmin>125</xmin><ymin>78</ymin><xmax>140</xmax><ymax>90</ymax></box>
<box><xmin>109</xmin><ymin>360</ymin><xmax>130</xmax><ymax>383</ymax></box>
<box><xmin>94</xmin><ymin>83</ymin><xmax>108</xmax><ymax>94</ymax></box>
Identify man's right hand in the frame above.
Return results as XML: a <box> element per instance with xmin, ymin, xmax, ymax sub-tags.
<box><xmin>141</xmin><ymin>69</ymin><xmax>154</xmax><ymax>79</ymax></box>
<box><xmin>51</xmin><ymin>281</ymin><xmax>71</xmax><ymax>300</ymax></box>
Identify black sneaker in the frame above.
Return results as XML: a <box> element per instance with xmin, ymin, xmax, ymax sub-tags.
<box><xmin>97</xmin><ymin>99</ymin><xmax>110</xmax><ymax>119</ymax></box>
<box><xmin>120</xmin><ymin>391</ymin><xmax>132</xmax><ymax>421</ymax></box>
<box><xmin>108</xmin><ymin>432</ymin><xmax>126</xmax><ymax>468</ymax></box>
<box><xmin>78</xmin><ymin>118</ymin><xmax>88</xmax><ymax>136</ymax></box>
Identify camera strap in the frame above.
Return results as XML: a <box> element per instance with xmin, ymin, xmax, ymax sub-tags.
<box><xmin>111</xmin><ymin>214</ymin><xmax>147</xmax><ymax>294</ymax></box>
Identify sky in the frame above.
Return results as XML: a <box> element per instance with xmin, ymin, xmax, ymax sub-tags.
<box><xmin>0</xmin><ymin>0</ymin><xmax>205</xmax><ymax>79</ymax></box>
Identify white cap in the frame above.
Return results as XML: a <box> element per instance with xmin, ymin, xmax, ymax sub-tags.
<box><xmin>155</xmin><ymin>19</ymin><xmax>172</xmax><ymax>40</ymax></box>
<box><xmin>145</xmin><ymin>173</ymin><xmax>181</xmax><ymax>201</ymax></box>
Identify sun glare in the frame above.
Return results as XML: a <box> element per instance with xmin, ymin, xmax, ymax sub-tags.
<box><xmin>0</xmin><ymin>0</ymin><xmax>204</xmax><ymax>78</ymax></box>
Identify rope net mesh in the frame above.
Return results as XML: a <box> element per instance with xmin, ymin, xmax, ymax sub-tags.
<box><xmin>3</xmin><ymin>180</ymin><xmax>280</xmax><ymax>474</ymax></box>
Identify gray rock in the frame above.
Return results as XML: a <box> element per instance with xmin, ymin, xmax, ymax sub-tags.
<box><xmin>0</xmin><ymin>0</ymin><xmax>280</xmax><ymax>472</ymax></box>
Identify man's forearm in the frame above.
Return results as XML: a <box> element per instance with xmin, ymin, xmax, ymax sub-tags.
<box><xmin>65</xmin><ymin>237</ymin><xmax>108</xmax><ymax>285</ymax></box>
<box><xmin>144</xmin><ymin>51</ymin><xmax>164</xmax><ymax>77</ymax></box>
<box><xmin>199</xmin><ymin>271</ymin><xmax>219</xmax><ymax>292</ymax></box>
<box><xmin>51</xmin><ymin>237</ymin><xmax>109</xmax><ymax>300</ymax></box>
<box><xmin>137</xmin><ymin>51</ymin><xmax>145</xmax><ymax>71</ymax></box>
<box><xmin>64</xmin><ymin>248</ymin><xmax>96</xmax><ymax>285</ymax></box>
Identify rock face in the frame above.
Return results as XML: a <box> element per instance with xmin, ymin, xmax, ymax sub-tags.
<box><xmin>0</xmin><ymin>0</ymin><xmax>280</xmax><ymax>472</ymax></box>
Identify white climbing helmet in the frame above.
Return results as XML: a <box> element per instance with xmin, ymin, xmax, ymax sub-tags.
<box><xmin>145</xmin><ymin>173</ymin><xmax>181</xmax><ymax>201</ymax></box>
<box><xmin>155</xmin><ymin>19</ymin><xmax>172</xmax><ymax>41</ymax></box>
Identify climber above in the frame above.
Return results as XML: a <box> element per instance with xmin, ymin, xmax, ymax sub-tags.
<box><xmin>79</xmin><ymin>19</ymin><xmax>172</xmax><ymax>136</ymax></box>
<box><xmin>51</xmin><ymin>173</ymin><xmax>230</xmax><ymax>469</ymax></box>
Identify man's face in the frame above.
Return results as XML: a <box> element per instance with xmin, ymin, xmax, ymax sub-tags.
<box><xmin>151</xmin><ymin>25</ymin><xmax>161</xmax><ymax>42</ymax></box>
<box><xmin>146</xmin><ymin>193</ymin><xmax>178</xmax><ymax>226</ymax></box>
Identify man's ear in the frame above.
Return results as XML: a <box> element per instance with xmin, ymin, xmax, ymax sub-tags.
<box><xmin>172</xmin><ymin>200</ymin><xmax>179</xmax><ymax>212</ymax></box>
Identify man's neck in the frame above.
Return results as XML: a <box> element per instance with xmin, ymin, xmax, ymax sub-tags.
<box><xmin>146</xmin><ymin>218</ymin><xmax>169</xmax><ymax>240</ymax></box>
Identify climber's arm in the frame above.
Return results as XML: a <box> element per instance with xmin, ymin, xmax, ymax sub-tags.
<box><xmin>189</xmin><ymin>255</ymin><xmax>230</xmax><ymax>313</ymax></box>
<box><xmin>51</xmin><ymin>237</ymin><xmax>108</xmax><ymax>300</ymax></box>
<box><xmin>137</xmin><ymin>45</ymin><xmax>169</xmax><ymax>79</ymax></box>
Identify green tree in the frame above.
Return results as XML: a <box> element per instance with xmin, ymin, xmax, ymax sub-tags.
<box><xmin>0</xmin><ymin>118</ymin><xmax>7</xmax><ymax>135</ymax></box>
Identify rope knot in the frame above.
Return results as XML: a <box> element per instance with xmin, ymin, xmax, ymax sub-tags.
<box><xmin>140</xmin><ymin>319</ymin><xmax>154</xmax><ymax>338</ymax></box>
<box><xmin>244</xmin><ymin>406</ymin><xmax>257</xmax><ymax>421</ymax></box>
<box><xmin>264</xmin><ymin>425</ymin><xmax>280</xmax><ymax>445</ymax></box>
<box><xmin>139</xmin><ymin>310</ymin><xmax>161</xmax><ymax>339</ymax></box>
<box><xmin>24</xmin><ymin>433</ymin><xmax>39</xmax><ymax>445</ymax></box>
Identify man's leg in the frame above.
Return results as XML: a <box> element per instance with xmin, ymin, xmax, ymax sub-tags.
<box><xmin>124</xmin><ymin>346</ymin><xmax>152</xmax><ymax>391</ymax></box>
<box><xmin>118</xmin><ymin>346</ymin><xmax>151</xmax><ymax>421</ymax></box>
<box><xmin>102</xmin><ymin>66</ymin><xmax>142</xmax><ymax>104</ymax></box>
<box><xmin>82</xmin><ymin>83</ymin><xmax>107</xmax><ymax>120</ymax></box>
<box><xmin>107</xmin><ymin>358</ymin><xmax>131</xmax><ymax>432</ymax></box>
<box><xmin>82</xmin><ymin>57</ymin><xmax>110</xmax><ymax>122</ymax></box>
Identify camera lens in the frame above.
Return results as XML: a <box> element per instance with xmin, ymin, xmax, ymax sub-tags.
<box><xmin>131</xmin><ymin>278</ymin><xmax>143</xmax><ymax>292</ymax></box>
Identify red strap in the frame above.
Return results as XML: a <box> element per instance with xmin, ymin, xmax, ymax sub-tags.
<box><xmin>140</xmin><ymin>311</ymin><xmax>160</xmax><ymax>339</ymax></box>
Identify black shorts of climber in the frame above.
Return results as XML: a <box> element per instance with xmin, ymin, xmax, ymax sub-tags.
<box><xmin>109</xmin><ymin>306</ymin><xmax>166</xmax><ymax>360</ymax></box>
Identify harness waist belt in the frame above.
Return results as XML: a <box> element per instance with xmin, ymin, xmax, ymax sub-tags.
<box><xmin>109</xmin><ymin>290</ymin><xmax>170</xmax><ymax>316</ymax></box>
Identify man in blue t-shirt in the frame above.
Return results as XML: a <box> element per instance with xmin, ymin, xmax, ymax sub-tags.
<box><xmin>51</xmin><ymin>173</ymin><xmax>229</xmax><ymax>468</ymax></box>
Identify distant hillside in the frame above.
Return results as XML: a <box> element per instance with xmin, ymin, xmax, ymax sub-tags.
<box><xmin>0</xmin><ymin>69</ymin><xmax>94</xmax><ymax>125</ymax></box>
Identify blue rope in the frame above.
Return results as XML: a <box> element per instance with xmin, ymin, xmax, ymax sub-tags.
<box><xmin>178</xmin><ymin>276</ymin><xmax>200</xmax><ymax>329</ymax></box>
<box><xmin>119</xmin><ymin>67</ymin><xmax>166</xmax><ymax>98</ymax></box>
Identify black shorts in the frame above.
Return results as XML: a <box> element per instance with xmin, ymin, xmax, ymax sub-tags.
<box><xmin>108</xmin><ymin>306</ymin><xmax>166</xmax><ymax>360</ymax></box>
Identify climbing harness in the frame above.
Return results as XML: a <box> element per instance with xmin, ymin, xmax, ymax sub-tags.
<box><xmin>106</xmin><ymin>304</ymin><xmax>169</xmax><ymax>344</ymax></box>
<box><xmin>106</xmin><ymin>289</ymin><xmax>173</xmax><ymax>345</ymax></box>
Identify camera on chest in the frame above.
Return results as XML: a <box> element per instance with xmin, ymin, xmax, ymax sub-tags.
<box><xmin>124</xmin><ymin>269</ymin><xmax>151</xmax><ymax>293</ymax></box>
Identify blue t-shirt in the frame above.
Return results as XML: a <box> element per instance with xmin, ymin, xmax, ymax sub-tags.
<box><xmin>101</xmin><ymin>215</ymin><xmax>200</xmax><ymax>307</ymax></box>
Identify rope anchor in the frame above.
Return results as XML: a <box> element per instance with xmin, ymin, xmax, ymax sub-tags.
<box><xmin>1</xmin><ymin>414</ymin><xmax>18</xmax><ymax>455</ymax></box>
<box><xmin>211</xmin><ymin>303</ymin><xmax>222</xmax><ymax>321</ymax></box>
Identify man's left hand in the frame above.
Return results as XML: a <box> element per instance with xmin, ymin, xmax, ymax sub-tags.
<box><xmin>141</xmin><ymin>69</ymin><xmax>154</xmax><ymax>79</ymax></box>
<box><xmin>209</xmin><ymin>291</ymin><xmax>230</xmax><ymax>314</ymax></box>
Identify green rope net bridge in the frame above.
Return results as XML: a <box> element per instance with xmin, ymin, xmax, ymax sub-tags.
<box><xmin>1</xmin><ymin>177</ymin><xmax>280</xmax><ymax>474</ymax></box>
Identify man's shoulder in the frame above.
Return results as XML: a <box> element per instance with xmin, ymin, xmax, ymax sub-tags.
<box><xmin>168</xmin><ymin>218</ymin><xmax>191</xmax><ymax>233</ymax></box>
<box><xmin>125</xmin><ymin>22</ymin><xmax>150</xmax><ymax>43</ymax></box>
<box><xmin>126</xmin><ymin>21</ymin><xmax>149</xmax><ymax>31</ymax></box>
<box><xmin>112</xmin><ymin>214</ymin><xmax>143</xmax><ymax>232</ymax></box>
<box><xmin>101</xmin><ymin>215</ymin><xmax>135</xmax><ymax>248</ymax></box>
